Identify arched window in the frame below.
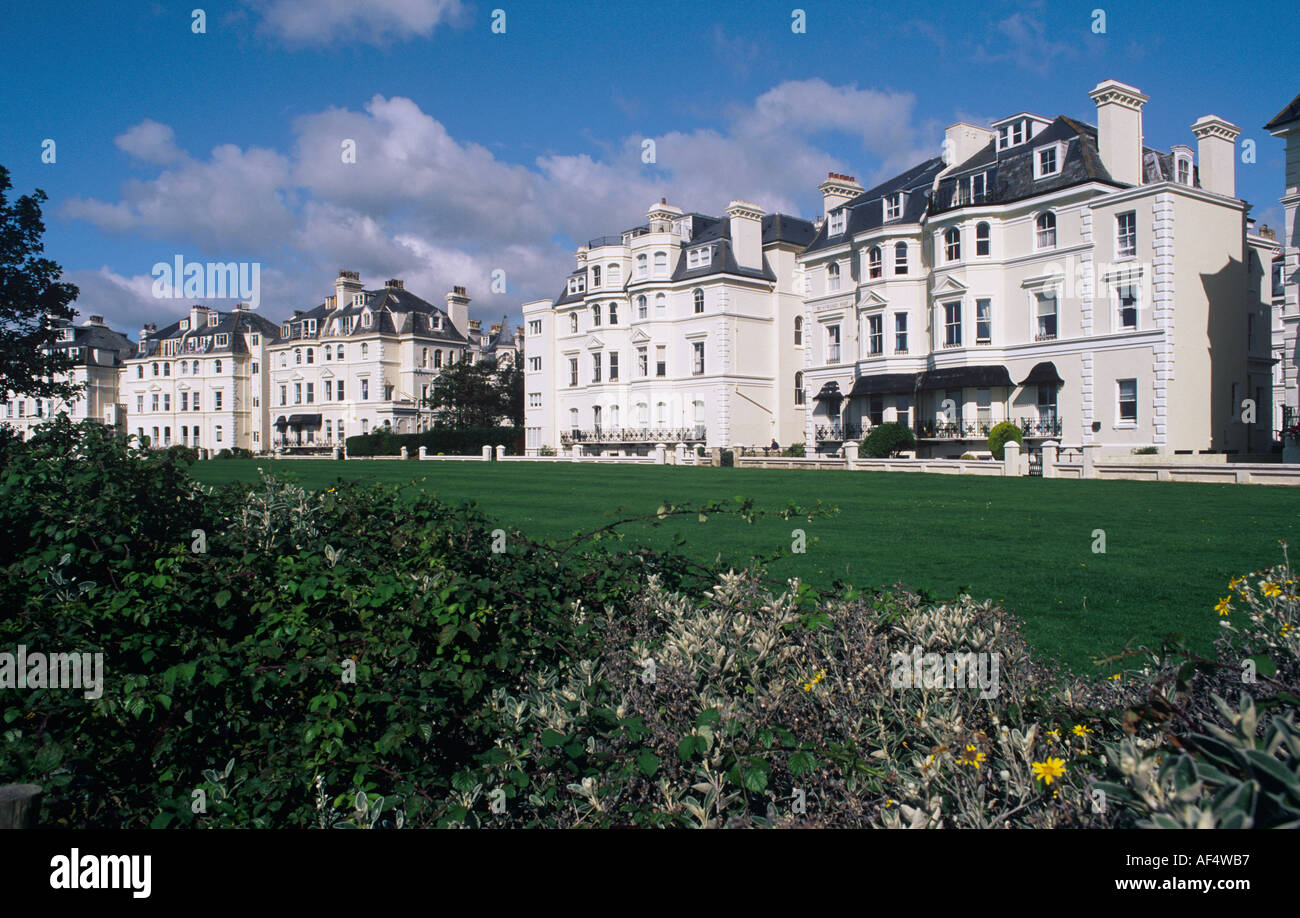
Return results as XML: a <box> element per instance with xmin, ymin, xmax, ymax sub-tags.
<box><xmin>794</xmin><ymin>371</ymin><xmax>805</xmax><ymax>405</ymax></box>
<box><xmin>421</xmin><ymin>347</ymin><xmax>428</xmax><ymax>367</ymax></box>
<box><xmin>608</xmin><ymin>302</ymin><xmax>618</xmax><ymax>324</ymax></box>
<box><xmin>827</xmin><ymin>262</ymin><xmax>841</xmax><ymax>291</ymax></box>
<box><xmin>653</xmin><ymin>251</ymin><xmax>667</xmax><ymax>275</ymax></box>
<box><xmin>295</xmin><ymin>348</ymin><xmax>302</xmax><ymax>365</ymax></box>
<box><xmin>214</xmin><ymin>359</ymin><xmax>222</xmax><ymax>374</ymax></box>
<box><xmin>137</xmin><ymin>365</ymin><xmax>143</xmax><ymax>378</ymax></box>
<box><xmin>180</xmin><ymin>361</ymin><xmax>187</xmax><ymax>374</ymax></box>
<box><xmin>656</xmin><ymin>401</ymin><xmax>667</xmax><ymax>425</ymax></box>
<box><xmin>593</xmin><ymin>405</ymin><xmax>602</xmax><ymax>430</ymax></box>
<box><xmin>360</xmin><ymin>343</ymin><xmax>368</xmax><ymax>359</ymax></box>
<box><xmin>152</xmin><ymin>362</ymin><xmax>159</xmax><ymax>376</ymax></box>
<box><xmin>608</xmin><ymin>263</ymin><xmax>620</xmax><ymax>285</ymax></box>
<box><xmin>279</xmin><ymin>353</ymin><xmax>286</xmax><ymax>368</ymax></box>
<box><xmin>794</xmin><ymin>316</ymin><xmax>803</xmax><ymax>345</ymax></box>
<box><xmin>192</xmin><ymin>360</ymin><xmax>199</xmax><ymax>374</ymax></box>
<box><xmin>163</xmin><ymin>362</ymin><xmax>170</xmax><ymax>376</ymax></box>
<box><xmin>591</xmin><ymin>265</ymin><xmax>601</xmax><ymax>287</ymax></box>
<box><xmin>636</xmin><ymin>402</ymin><xmax>648</xmax><ymax>425</ymax></box>
<box><xmin>337</xmin><ymin>345</ymin><xmax>344</xmax><ymax>360</ymax></box>
<box><xmin>591</xmin><ymin>304</ymin><xmax>601</xmax><ymax>326</ymax></box>
<box><xmin>655</xmin><ymin>293</ymin><xmax>666</xmax><ymax>313</ymax></box>
<box><xmin>976</xmin><ymin>222</ymin><xmax>991</xmax><ymax>256</ymax></box>
<box><xmin>570</xmin><ymin>313</ymin><xmax>578</xmax><ymax>333</ymax></box>
<box><xmin>944</xmin><ymin>228</ymin><xmax>961</xmax><ymax>262</ymax></box>
<box><xmin>636</xmin><ymin>254</ymin><xmax>648</xmax><ymax>277</ymax></box>
<box><xmin>610</xmin><ymin>404</ymin><xmax>619</xmax><ymax>427</ymax></box>
<box><xmin>868</xmin><ymin>246</ymin><xmax>883</xmax><ymax>278</ymax></box>
<box><xmin>306</xmin><ymin>348</ymin><xmax>313</xmax><ymax>364</ymax></box>
<box><xmin>693</xmin><ymin>289</ymin><xmax>704</xmax><ymax>313</ymax></box>
<box><xmin>569</xmin><ymin>408</ymin><xmax>579</xmax><ymax>429</ymax></box>
<box><xmin>894</xmin><ymin>242</ymin><xmax>908</xmax><ymax>275</ymax></box>
<box><xmin>637</xmin><ymin>295</ymin><xmax>647</xmax><ymax>319</ymax></box>
<box><xmin>324</xmin><ymin>345</ymin><xmax>332</xmax><ymax>361</ymax></box>
<box><xmin>1035</xmin><ymin>212</ymin><xmax>1056</xmax><ymax>249</ymax></box>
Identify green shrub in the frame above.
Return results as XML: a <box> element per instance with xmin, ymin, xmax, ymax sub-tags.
<box><xmin>861</xmin><ymin>422</ymin><xmax>916</xmax><ymax>458</ymax></box>
<box><xmin>720</xmin><ymin>449</ymin><xmax>734</xmax><ymax>467</ymax></box>
<box><xmin>987</xmin><ymin>421</ymin><xmax>1023</xmax><ymax>461</ymax></box>
<box><xmin>1132</xmin><ymin>446</ymin><xmax>1159</xmax><ymax>455</ymax></box>
<box><xmin>783</xmin><ymin>442</ymin><xmax>805</xmax><ymax>458</ymax></box>
<box><xmin>345</xmin><ymin>427</ymin><xmax>520</xmax><ymax>457</ymax></box>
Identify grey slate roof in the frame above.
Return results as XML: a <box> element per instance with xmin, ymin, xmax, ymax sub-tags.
<box><xmin>1266</xmin><ymin>91</ymin><xmax>1300</xmax><ymax>130</ymax></box>
<box><xmin>280</xmin><ymin>286</ymin><xmax>467</xmax><ymax>344</ymax></box>
<box><xmin>135</xmin><ymin>309</ymin><xmax>281</xmax><ymax>359</ymax></box>
<box><xmin>803</xmin><ymin>157</ymin><xmax>947</xmax><ymax>254</ymax></box>
<box><xmin>49</xmin><ymin>320</ymin><xmax>134</xmax><ymax>367</ymax></box>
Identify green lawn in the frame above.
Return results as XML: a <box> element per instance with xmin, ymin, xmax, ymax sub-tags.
<box><xmin>192</xmin><ymin>459</ymin><xmax>1300</xmax><ymax>675</ymax></box>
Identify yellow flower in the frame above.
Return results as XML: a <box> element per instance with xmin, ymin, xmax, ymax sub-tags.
<box><xmin>1282</xmin><ymin>623</ymin><xmax>1293</xmax><ymax>636</ymax></box>
<box><xmin>1263</xmin><ymin>582</ymin><xmax>1283</xmax><ymax>599</ymax></box>
<box><xmin>1215</xmin><ymin>597</ymin><xmax>1231</xmax><ymax>616</ymax></box>
<box><xmin>1229</xmin><ymin>576</ymin><xmax>1245</xmax><ymax>592</ymax></box>
<box><xmin>802</xmin><ymin>669</ymin><xmax>826</xmax><ymax>692</ymax></box>
<box><xmin>1032</xmin><ymin>757</ymin><xmax>1066</xmax><ymax>786</ymax></box>
<box><xmin>1046</xmin><ymin>729</ymin><xmax>1061</xmax><ymax>741</ymax></box>
<box><xmin>1072</xmin><ymin>724</ymin><xmax>1092</xmax><ymax>737</ymax></box>
<box><xmin>957</xmin><ymin>744</ymin><xmax>986</xmax><ymax>769</ymax></box>
<box><xmin>1109</xmin><ymin>673</ymin><xmax>1122</xmax><ymax>681</ymax></box>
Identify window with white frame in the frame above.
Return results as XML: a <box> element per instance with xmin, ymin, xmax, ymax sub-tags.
<box><xmin>636</xmin><ymin>254</ymin><xmax>647</xmax><ymax>278</ymax></box>
<box><xmin>1116</xmin><ymin>211</ymin><xmax>1137</xmax><ymax>258</ymax></box>
<box><xmin>1035</xmin><ymin>212</ymin><xmax>1057</xmax><ymax>249</ymax></box>
<box><xmin>569</xmin><ymin>357</ymin><xmax>578</xmax><ymax>387</ymax></box>
<box><xmin>569</xmin><ymin>408</ymin><xmax>579</xmax><ymax>430</ymax></box>
<box><xmin>895</xmin><ymin>313</ymin><xmax>908</xmax><ymax>353</ymax></box>
<box><xmin>655</xmin><ymin>293</ymin><xmax>666</xmax><ymax>313</ymax></box>
<box><xmin>944</xmin><ymin>228</ymin><xmax>961</xmax><ymax>262</ymax></box>
<box><xmin>608</xmin><ymin>263</ymin><xmax>620</xmax><ymax>285</ymax></box>
<box><xmin>971</xmin><ymin>172</ymin><xmax>987</xmax><ymax>203</ymax></box>
<box><xmin>655</xmin><ymin>345</ymin><xmax>666</xmax><ymax>377</ymax></box>
<box><xmin>1117</xmin><ymin>378</ymin><xmax>1137</xmax><ymax>424</ymax></box>
<box><xmin>1037</xmin><ymin>384</ymin><xmax>1057</xmax><ymax>423</ymax></box>
<box><xmin>827</xmin><ymin>324</ymin><xmax>841</xmax><ymax>363</ymax></box>
<box><xmin>591</xmin><ymin>265</ymin><xmax>601</xmax><ymax>288</ymax></box>
<box><xmin>867</xmin><ymin>314</ymin><xmax>883</xmax><ymax>355</ymax></box>
<box><xmin>867</xmin><ymin>246</ymin><xmax>882</xmax><ymax>278</ymax></box>
<box><xmin>944</xmin><ymin>301</ymin><xmax>962</xmax><ymax>348</ymax></box>
<box><xmin>829</xmin><ymin>209</ymin><xmax>846</xmax><ymax>235</ymax></box>
<box><xmin>608</xmin><ymin>302</ymin><xmax>618</xmax><ymax>324</ymax></box>
<box><xmin>1116</xmin><ymin>281</ymin><xmax>1139</xmax><ymax>330</ymax></box>
<box><xmin>894</xmin><ymin>242</ymin><xmax>908</xmax><ymax>275</ymax></box>
<box><xmin>1176</xmin><ymin>155</ymin><xmax>1192</xmax><ymax>185</ymax></box>
<box><xmin>609</xmin><ymin>351</ymin><xmax>619</xmax><ymax>381</ymax></box>
<box><xmin>636</xmin><ymin>402</ymin><xmax>648</xmax><ymax>425</ymax></box>
<box><xmin>653</xmin><ymin>251</ymin><xmax>668</xmax><ymax>275</ymax></box>
<box><xmin>794</xmin><ymin>316</ymin><xmax>803</xmax><ymax>345</ymax></box>
<box><xmin>827</xmin><ymin>263</ymin><xmax>841</xmax><ymax>291</ymax></box>
<box><xmin>569</xmin><ymin>313</ymin><xmax>578</xmax><ymax>333</ymax></box>
<box><xmin>692</xmin><ymin>341</ymin><xmax>705</xmax><ymax>375</ymax></box>
<box><xmin>794</xmin><ymin>371</ymin><xmax>804</xmax><ymax>406</ymax></box>
<box><xmin>637</xmin><ymin>346</ymin><xmax>648</xmax><ymax>377</ymax></box>
<box><xmin>591</xmin><ymin>304</ymin><xmax>601</xmax><ymax>327</ymax></box>
<box><xmin>693</xmin><ymin>289</ymin><xmax>704</xmax><ymax>313</ymax></box>
<box><xmin>528</xmin><ymin>319</ymin><xmax>541</xmax><ymax>335</ymax></box>
<box><xmin>529</xmin><ymin>355</ymin><xmax>541</xmax><ymax>372</ymax></box>
<box><xmin>637</xmin><ymin>295</ymin><xmax>647</xmax><ymax>319</ymax></box>
<box><xmin>1034</xmin><ymin>144</ymin><xmax>1061</xmax><ymax>178</ymax></box>
<box><xmin>592</xmin><ymin>352</ymin><xmax>602</xmax><ymax>383</ymax></box>
<box><xmin>976</xmin><ymin>298</ymin><xmax>992</xmax><ymax>344</ymax></box>
<box><xmin>975</xmin><ymin>221</ymin><xmax>991</xmax><ymax>256</ymax></box>
<box><xmin>1035</xmin><ymin>291</ymin><xmax>1058</xmax><ymax>340</ymax></box>
<box><xmin>884</xmin><ymin>193</ymin><xmax>902</xmax><ymax>221</ymax></box>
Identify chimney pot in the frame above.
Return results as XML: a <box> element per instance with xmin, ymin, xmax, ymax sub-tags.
<box><xmin>1089</xmin><ymin>79</ymin><xmax>1150</xmax><ymax>187</ymax></box>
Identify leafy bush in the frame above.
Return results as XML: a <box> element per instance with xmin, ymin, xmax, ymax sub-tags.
<box><xmin>783</xmin><ymin>443</ymin><xmax>805</xmax><ymax>458</ymax></box>
<box><xmin>862</xmin><ymin>422</ymin><xmax>916</xmax><ymax>458</ymax></box>
<box><xmin>987</xmin><ymin>422</ymin><xmax>1023</xmax><ymax>461</ymax></box>
<box><xmin>1132</xmin><ymin>446</ymin><xmax>1159</xmax><ymax>455</ymax></box>
<box><xmin>720</xmin><ymin>449</ymin><xmax>734</xmax><ymax>467</ymax></box>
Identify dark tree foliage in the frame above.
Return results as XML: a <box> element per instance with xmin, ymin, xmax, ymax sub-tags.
<box><xmin>425</xmin><ymin>358</ymin><xmax>518</xmax><ymax>429</ymax></box>
<box><xmin>861</xmin><ymin>421</ymin><xmax>916</xmax><ymax>458</ymax></box>
<box><xmin>0</xmin><ymin>165</ymin><xmax>80</xmax><ymax>400</ymax></box>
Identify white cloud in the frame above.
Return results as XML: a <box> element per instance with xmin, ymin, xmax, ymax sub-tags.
<box><xmin>115</xmin><ymin>120</ymin><xmax>185</xmax><ymax>165</ymax></box>
<box><xmin>246</xmin><ymin>0</ymin><xmax>468</xmax><ymax>45</ymax></box>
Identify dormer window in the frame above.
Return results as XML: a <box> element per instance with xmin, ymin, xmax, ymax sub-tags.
<box><xmin>207</xmin><ymin>314</ymin><xmax>219</xmax><ymax>327</ymax></box>
<box><xmin>884</xmin><ymin>193</ymin><xmax>903</xmax><ymax>221</ymax></box>
<box><xmin>251</xmin><ymin>333</ymin><xmax>260</xmax><ymax>346</ymax></box>
<box><xmin>971</xmin><ymin>172</ymin><xmax>987</xmax><ymax>203</ymax></box>
<box><xmin>215</xmin><ymin>333</ymin><xmax>229</xmax><ymax>347</ymax></box>
<box><xmin>179</xmin><ymin>319</ymin><xmax>189</xmax><ymax>331</ymax></box>
<box><xmin>829</xmin><ymin>209</ymin><xmax>847</xmax><ymax>235</ymax></box>
<box><xmin>1175</xmin><ymin>154</ymin><xmax>1192</xmax><ymax>185</ymax></box>
<box><xmin>305</xmin><ymin>319</ymin><xmax>317</xmax><ymax>334</ymax></box>
<box><xmin>361</xmin><ymin>312</ymin><xmax>372</xmax><ymax>328</ymax></box>
<box><xmin>687</xmin><ymin>247</ymin><xmax>713</xmax><ymax>269</ymax></box>
<box><xmin>281</xmin><ymin>324</ymin><xmax>291</xmax><ymax>337</ymax></box>
<box><xmin>1034</xmin><ymin>142</ymin><xmax>1064</xmax><ymax>179</ymax></box>
<box><xmin>997</xmin><ymin>119</ymin><xmax>1028</xmax><ymax>150</ymax></box>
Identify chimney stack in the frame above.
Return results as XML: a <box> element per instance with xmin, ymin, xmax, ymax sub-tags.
<box><xmin>1089</xmin><ymin>79</ymin><xmax>1149</xmax><ymax>187</ymax></box>
<box><xmin>817</xmin><ymin>172</ymin><xmax>864</xmax><ymax>219</ymax></box>
<box><xmin>942</xmin><ymin>123</ymin><xmax>996</xmax><ymax>169</ymax></box>
<box><xmin>445</xmin><ymin>286</ymin><xmax>470</xmax><ymax>336</ymax></box>
<box><xmin>725</xmin><ymin>200</ymin><xmax>766</xmax><ymax>271</ymax></box>
<box><xmin>86</xmin><ymin>315</ymin><xmax>104</xmax><ymax>326</ymax></box>
<box><xmin>189</xmin><ymin>304</ymin><xmax>209</xmax><ymax>331</ymax></box>
<box><xmin>385</xmin><ymin>278</ymin><xmax>404</xmax><ymax>289</ymax></box>
<box><xmin>1191</xmin><ymin>115</ymin><xmax>1241</xmax><ymax>198</ymax></box>
<box><xmin>335</xmin><ymin>270</ymin><xmax>363</xmax><ymax>309</ymax></box>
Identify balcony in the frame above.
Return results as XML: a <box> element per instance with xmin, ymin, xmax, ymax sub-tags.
<box><xmin>918</xmin><ymin>417</ymin><xmax>1063</xmax><ymax>440</ymax></box>
<box><xmin>814</xmin><ymin>423</ymin><xmax>862</xmax><ymax>442</ymax></box>
<box><xmin>561</xmin><ymin>427</ymin><xmax>705</xmax><ymax>445</ymax></box>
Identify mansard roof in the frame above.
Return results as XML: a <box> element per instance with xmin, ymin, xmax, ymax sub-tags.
<box><xmin>48</xmin><ymin>320</ymin><xmax>134</xmax><ymax>367</ymax></box>
<box><xmin>1266</xmin><ymin>90</ymin><xmax>1300</xmax><ymax>130</ymax></box>
<box><xmin>132</xmin><ymin>309</ymin><xmax>281</xmax><ymax>359</ymax></box>
<box><xmin>279</xmin><ymin>286</ymin><xmax>467</xmax><ymax>344</ymax></box>
<box><xmin>803</xmin><ymin>157</ymin><xmax>947</xmax><ymax>254</ymax></box>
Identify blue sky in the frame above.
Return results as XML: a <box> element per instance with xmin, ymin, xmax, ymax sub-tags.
<box><xmin>2</xmin><ymin>0</ymin><xmax>1296</xmax><ymax>332</ymax></box>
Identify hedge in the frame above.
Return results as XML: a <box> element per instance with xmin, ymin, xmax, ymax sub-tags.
<box><xmin>345</xmin><ymin>427</ymin><xmax>523</xmax><ymax>457</ymax></box>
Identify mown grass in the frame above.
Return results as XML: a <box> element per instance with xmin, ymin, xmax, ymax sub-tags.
<box><xmin>192</xmin><ymin>458</ymin><xmax>1300</xmax><ymax>674</ymax></box>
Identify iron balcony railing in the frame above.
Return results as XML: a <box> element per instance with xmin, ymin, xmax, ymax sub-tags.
<box><xmin>814</xmin><ymin>423</ymin><xmax>862</xmax><ymax>442</ymax></box>
<box><xmin>560</xmin><ymin>427</ymin><xmax>706</xmax><ymax>445</ymax></box>
<box><xmin>918</xmin><ymin>417</ymin><xmax>1063</xmax><ymax>440</ymax></box>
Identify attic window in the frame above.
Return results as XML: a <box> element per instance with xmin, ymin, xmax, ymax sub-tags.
<box><xmin>687</xmin><ymin>247</ymin><xmax>713</xmax><ymax>268</ymax></box>
<box><xmin>1034</xmin><ymin>143</ymin><xmax>1063</xmax><ymax>179</ymax></box>
<box><xmin>1175</xmin><ymin>154</ymin><xmax>1192</xmax><ymax>185</ymax></box>
<box><xmin>884</xmin><ymin>194</ymin><xmax>903</xmax><ymax>221</ymax></box>
<box><xmin>829</xmin><ymin>210</ymin><xmax>847</xmax><ymax>235</ymax></box>
<box><xmin>207</xmin><ymin>314</ymin><xmax>219</xmax><ymax>327</ymax></box>
<box><xmin>997</xmin><ymin>120</ymin><xmax>1027</xmax><ymax>150</ymax></box>
<box><xmin>179</xmin><ymin>320</ymin><xmax>189</xmax><ymax>331</ymax></box>
<box><xmin>971</xmin><ymin>172</ymin><xmax>987</xmax><ymax>203</ymax></box>
<box><xmin>281</xmin><ymin>324</ymin><xmax>291</xmax><ymax>337</ymax></box>
<box><xmin>305</xmin><ymin>319</ymin><xmax>317</xmax><ymax>334</ymax></box>
<box><xmin>215</xmin><ymin>333</ymin><xmax>229</xmax><ymax>347</ymax></box>
<box><xmin>362</xmin><ymin>312</ymin><xmax>372</xmax><ymax>328</ymax></box>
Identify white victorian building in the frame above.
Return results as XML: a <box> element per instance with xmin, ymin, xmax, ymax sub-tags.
<box><xmin>523</xmin><ymin>199</ymin><xmax>816</xmax><ymax>455</ymax></box>
<box><xmin>1267</xmin><ymin>91</ymin><xmax>1300</xmax><ymax>439</ymax></box>
<box><xmin>800</xmin><ymin>78</ymin><xmax>1276</xmax><ymax>458</ymax></box>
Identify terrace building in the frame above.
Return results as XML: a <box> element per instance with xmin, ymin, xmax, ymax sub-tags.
<box><xmin>121</xmin><ymin>304</ymin><xmax>280</xmax><ymax>452</ymax></box>
<box><xmin>264</xmin><ymin>272</ymin><xmax>474</xmax><ymax>448</ymax></box>
<box><xmin>800</xmin><ymin>79</ymin><xmax>1276</xmax><ymax>458</ymax></box>
<box><xmin>3</xmin><ymin>314</ymin><xmax>133</xmax><ymax>437</ymax></box>
<box><xmin>1267</xmin><ymin>91</ymin><xmax>1300</xmax><ymax>436</ymax></box>
<box><xmin>523</xmin><ymin>199</ymin><xmax>816</xmax><ymax>455</ymax></box>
